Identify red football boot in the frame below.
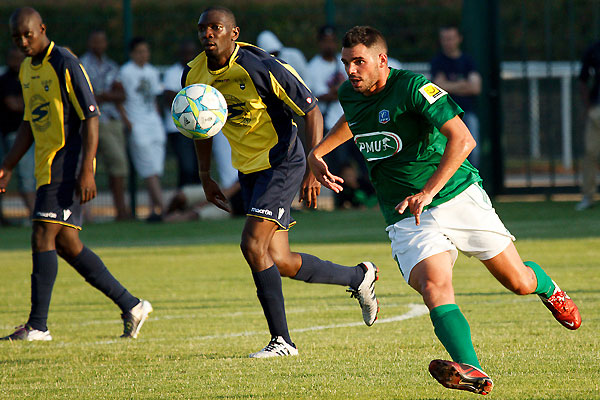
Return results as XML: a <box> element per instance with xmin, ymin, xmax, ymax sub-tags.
<box><xmin>429</xmin><ymin>359</ymin><xmax>493</xmax><ymax>396</ymax></box>
<box><xmin>540</xmin><ymin>281</ymin><xmax>581</xmax><ymax>330</ymax></box>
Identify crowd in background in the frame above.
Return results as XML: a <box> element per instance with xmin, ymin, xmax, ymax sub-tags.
<box><xmin>8</xmin><ymin>21</ymin><xmax>578</xmax><ymax>225</ymax></box>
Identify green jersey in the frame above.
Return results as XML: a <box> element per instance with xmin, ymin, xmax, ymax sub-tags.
<box><xmin>338</xmin><ymin>68</ymin><xmax>482</xmax><ymax>225</ymax></box>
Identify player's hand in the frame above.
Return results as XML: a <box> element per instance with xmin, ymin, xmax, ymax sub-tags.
<box><xmin>77</xmin><ymin>169</ymin><xmax>97</xmax><ymax>204</ymax></box>
<box><xmin>0</xmin><ymin>167</ymin><xmax>13</xmax><ymax>194</ymax></box>
<box><xmin>307</xmin><ymin>153</ymin><xmax>344</xmax><ymax>194</ymax></box>
<box><xmin>395</xmin><ymin>191</ymin><xmax>434</xmax><ymax>226</ymax></box>
<box><xmin>203</xmin><ymin>178</ymin><xmax>231</xmax><ymax>213</ymax></box>
<box><xmin>299</xmin><ymin>170</ymin><xmax>321</xmax><ymax>209</ymax></box>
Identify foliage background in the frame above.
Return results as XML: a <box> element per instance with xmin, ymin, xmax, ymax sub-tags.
<box><xmin>2</xmin><ymin>0</ymin><xmax>600</xmax><ymax>65</ymax></box>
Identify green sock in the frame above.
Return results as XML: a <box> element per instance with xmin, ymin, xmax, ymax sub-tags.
<box><xmin>430</xmin><ymin>304</ymin><xmax>481</xmax><ymax>369</ymax></box>
<box><xmin>524</xmin><ymin>261</ymin><xmax>555</xmax><ymax>298</ymax></box>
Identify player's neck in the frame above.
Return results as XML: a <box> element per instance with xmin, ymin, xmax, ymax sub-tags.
<box><xmin>207</xmin><ymin>48</ymin><xmax>235</xmax><ymax>71</ymax></box>
<box><xmin>31</xmin><ymin>39</ymin><xmax>51</xmax><ymax>66</ymax></box>
<box><xmin>364</xmin><ymin>68</ymin><xmax>390</xmax><ymax>97</ymax></box>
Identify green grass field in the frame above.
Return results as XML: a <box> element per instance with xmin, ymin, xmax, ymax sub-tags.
<box><xmin>1</xmin><ymin>202</ymin><xmax>599</xmax><ymax>399</ymax></box>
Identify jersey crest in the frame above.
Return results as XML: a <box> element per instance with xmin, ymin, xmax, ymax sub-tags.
<box><xmin>378</xmin><ymin>109</ymin><xmax>390</xmax><ymax>124</ymax></box>
<box><xmin>354</xmin><ymin>131</ymin><xmax>402</xmax><ymax>161</ymax></box>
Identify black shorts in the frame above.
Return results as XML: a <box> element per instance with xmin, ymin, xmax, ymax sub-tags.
<box><xmin>239</xmin><ymin>137</ymin><xmax>305</xmax><ymax>230</ymax></box>
<box><xmin>32</xmin><ymin>181</ymin><xmax>83</xmax><ymax>230</ymax></box>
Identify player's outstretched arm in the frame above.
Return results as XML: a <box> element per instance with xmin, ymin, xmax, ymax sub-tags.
<box><xmin>194</xmin><ymin>137</ymin><xmax>230</xmax><ymax>212</ymax></box>
<box><xmin>307</xmin><ymin>114</ymin><xmax>352</xmax><ymax>193</ymax></box>
<box><xmin>395</xmin><ymin>115</ymin><xmax>475</xmax><ymax>225</ymax></box>
<box><xmin>299</xmin><ymin>106</ymin><xmax>324</xmax><ymax>208</ymax></box>
<box><xmin>0</xmin><ymin>121</ymin><xmax>34</xmax><ymax>193</ymax></box>
<box><xmin>78</xmin><ymin>116</ymin><xmax>99</xmax><ymax>204</ymax></box>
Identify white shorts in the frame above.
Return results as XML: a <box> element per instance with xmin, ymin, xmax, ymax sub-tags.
<box><xmin>385</xmin><ymin>183</ymin><xmax>515</xmax><ymax>282</ymax></box>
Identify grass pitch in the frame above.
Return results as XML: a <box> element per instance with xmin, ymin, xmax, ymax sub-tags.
<box><xmin>1</xmin><ymin>202</ymin><xmax>599</xmax><ymax>399</ymax></box>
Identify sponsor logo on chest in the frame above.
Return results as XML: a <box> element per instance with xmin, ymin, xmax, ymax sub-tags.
<box><xmin>354</xmin><ymin>131</ymin><xmax>402</xmax><ymax>161</ymax></box>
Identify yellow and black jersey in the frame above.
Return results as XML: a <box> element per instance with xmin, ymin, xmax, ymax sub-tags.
<box><xmin>19</xmin><ymin>41</ymin><xmax>99</xmax><ymax>188</ymax></box>
<box><xmin>182</xmin><ymin>42</ymin><xmax>316</xmax><ymax>174</ymax></box>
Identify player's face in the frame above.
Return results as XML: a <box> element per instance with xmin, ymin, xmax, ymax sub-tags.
<box><xmin>10</xmin><ymin>16</ymin><xmax>47</xmax><ymax>57</ymax></box>
<box><xmin>341</xmin><ymin>44</ymin><xmax>388</xmax><ymax>96</ymax></box>
<box><xmin>197</xmin><ymin>10</ymin><xmax>239</xmax><ymax>67</ymax></box>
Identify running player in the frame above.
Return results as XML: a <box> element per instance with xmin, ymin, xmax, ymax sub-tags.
<box><xmin>0</xmin><ymin>7</ymin><xmax>152</xmax><ymax>341</ymax></box>
<box><xmin>308</xmin><ymin>25</ymin><xmax>581</xmax><ymax>395</ymax></box>
<box><xmin>183</xmin><ymin>7</ymin><xmax>378</xmax><ymax>358</ymax></box>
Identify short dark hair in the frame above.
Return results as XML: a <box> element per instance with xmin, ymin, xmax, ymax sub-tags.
<box><xmin>342</xmin><ymin>26</ymin><xmax>387</xmax><ymax>53</ymax></box>
<box><xmin>200</xmin><ymin>6</ymin><xmax>237</xmax><ymax>27</ymax></box>
<box><xmin>129</xmin><ymin>36</ymin><xmax>148</xmax><ymax>52</ymax></box>
<box><xmin>317</xmin><ymin>25</ymin><xmax>336</xmax><ymax>39</ymax></box>
<box><xmin>439</xmin><ymin>25</ymin><xmax>461</xmax><ymax>35</ymax></box>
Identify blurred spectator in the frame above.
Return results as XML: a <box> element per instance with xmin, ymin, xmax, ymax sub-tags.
<box><xmin>80</xmin><ymin>30</ymin><xmax>131</xmax><ymax>220</ymax></box>
<box><xmin>118</xmin><ymin>37</ymin><xmax>166</xmax><ymax>221</ymax></box>
<box><xmin>430</xmin><ymin>25</ymin><xmax>482</xmax><ymax>167</ymax></box>
<box><xmin>305</xmin><ymin>25</ymin><xmax>372</xmax><ymax>208</ymax></box>
<box><xmin>164</xmin><ymin>133</ymin><xmax>241</xmax><ymax>222</ymax></box>
<box><xmin>257</xmin><ymin>30</ymin><xmax>308</xmax><ymax>81</ymax></box>
<box><xmin>0</xmin><ymin>46</ymin><xmax>35</xmax><ymax>225</ymax></box>
<box><xmin>306</xmin><ymin>25</ymin><xmax>345</xmax><ymax>133</ymax></box>
<box><xmin>162</xmin><ymin>39</ymin><xmax>201</xmax><ymax>188</ymax></box>
<box><xmin>577</xmin><ymin>40</ymin><xmax>600</xmax><ymax>211</ymax></box>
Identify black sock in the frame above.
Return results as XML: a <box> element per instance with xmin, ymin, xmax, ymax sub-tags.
<box><xmin>252</xmin><ymin>265</ymin><xmax>292</xmax><ymax>346</ymax></box>
<box><xmin>27</xmin><ymin>250</ymin><xmax>59</xmax><ymax>331</ymax></box>
<box><xmin>68</xmin><ymin>247</ymin><xmax>138</xmax><ymax>313</ymax></box>
<box><xmin>293</xmin><ymin>253</ymin><xmax>365</xmax><ymax>289</ymax></box>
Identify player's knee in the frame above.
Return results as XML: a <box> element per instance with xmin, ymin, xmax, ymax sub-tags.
<box><xmin>31</xmin><ymin>223</ymin><xmax>56</xmax><ymax>252</ymax></box>
<box><xmin>55</xmin><ymin>231</ymin><xmax>83</xmax><ymax>262</ymax></box>
<box><xmin>240</xmin><ymin>236</ymin><xmax>267</xmax><ymax>265</ymax></box>
<box><xmin>420</xmin><ymin>279</ymin><xmax>453</xmax><ymax>300</ymax></box>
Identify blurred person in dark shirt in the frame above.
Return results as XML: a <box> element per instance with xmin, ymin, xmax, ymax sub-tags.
<box><xmin>0</xmin><ymin>46</ymin><xmax>35</xmax><ymax>224</ymax></box>
<box><xmin>577</xmin><ymin>40</ymin><xmax>600</xmax><ymax>211</ymax></box>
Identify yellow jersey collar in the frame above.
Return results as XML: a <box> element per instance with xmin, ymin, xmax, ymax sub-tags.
<box><xmin>208</xmin><ymin>43</ymin><xmax>243</xmax><ymax>75</ymax></box>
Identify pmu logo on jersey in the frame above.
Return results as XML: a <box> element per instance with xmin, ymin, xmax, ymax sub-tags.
<box><xmin>418</xmin><ymin>83</ymin><xmax>447</xmax><ymax>104</ymax></box>
<box><xmin>378</xmin><ymin>109</ymin><xmax>390</xmax><ymax>124</ymax></box>
<box><xmin>30</xmin><ymin>94</ymin><xmax>51</xmax><ymax>132</ymax></box>
<box><xmin>354</xmin><ymin>131</ymin><xmax>402</xmax><ymax>161</ymax></box>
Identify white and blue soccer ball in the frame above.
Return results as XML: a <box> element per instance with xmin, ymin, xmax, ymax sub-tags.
<box><xmin>171</xmin><ymin>84</ymin><xmax>228</xmax><ymax>139</ymax></box>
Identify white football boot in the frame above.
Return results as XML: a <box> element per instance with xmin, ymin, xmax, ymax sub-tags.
<box><xmin>120</xmin><ymin>299</ymin><xmax>153</xmax><ymax>338</ymax></box>
<box><xmin>347</xmin><ymin>262</ymin><xmax>379</xmax><ymax>326</ymax></box>
<box><xmin>249</xmin><ymin>336</ymin><xmax>299</xmax><ymax>358</ymax></box>
<box><xmin>1</xmin><ymin>324</ymin><xmax>52</xmax><ymax>341</ymax></box>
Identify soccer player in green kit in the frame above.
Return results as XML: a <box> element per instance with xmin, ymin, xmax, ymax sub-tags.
<box><xmin>308</xmin><ymin>26</ymin><xmax>581</xmax><ymax>396</ymax></box>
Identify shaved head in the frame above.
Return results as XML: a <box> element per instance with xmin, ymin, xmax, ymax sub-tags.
<box><xmin>9</xmin><ymin>7</ymin><xmax>50</xmax><ymax>59</ymax></box>
<box><xmin>199</xmin><ymin>6</ymin><xmax>236</xmax><ymax>28</ymax></box>
<box><xmin>9</xmin><ymin>7</ymin><xmax>43</xmax><ymax>28</ymax></box>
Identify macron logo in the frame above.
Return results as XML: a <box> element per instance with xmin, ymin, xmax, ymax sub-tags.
<box><xmin>250</xmin><ymin>207</ymin><xmax>273</xmax><ymax>216</ymax></box>
<box><xmin>278</xmin><ymin>208</ymin><xmax>285</xmax><ymax>219</ymax></box>
<box><xmin>63</xmin><ymin>209</ymin><xmax>72</xmax><ymax>221</ymax></box>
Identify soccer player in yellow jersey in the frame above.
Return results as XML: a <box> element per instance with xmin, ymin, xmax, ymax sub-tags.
<box><xmin>0</xmin><ymin>7</ymin><xmax>152</xmax><ymax>341</ymax></box>
<box><xmin>183</xmin><ymin>6</ymin><xmax>379</xmax><ymax>357</ymax></box>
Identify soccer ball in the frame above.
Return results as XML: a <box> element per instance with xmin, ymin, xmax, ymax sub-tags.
<box><xmin>171</xmin><ymin>84</ymin><xmax>228</xmax><ymax>139</ymax></box>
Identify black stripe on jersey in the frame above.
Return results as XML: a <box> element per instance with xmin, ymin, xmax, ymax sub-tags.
<box><xmin>47</xmin><ymin>45</ymin><xmax>99</xmax><ymax>182</ymax></box>
<box><xmin>234</xmin><ymin>46</ymin><xmax>316</xmax><ymax>166</ymax></box>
